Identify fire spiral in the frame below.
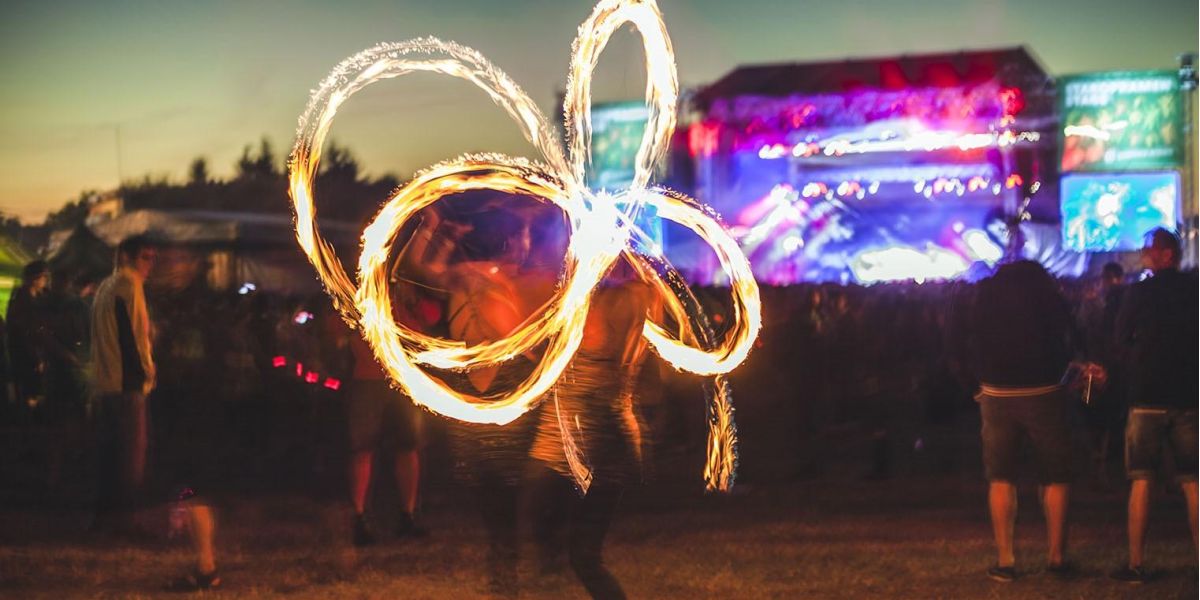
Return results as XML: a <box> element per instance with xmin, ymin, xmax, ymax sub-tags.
<box><xmin>288</xmin><ymin>0</ymin><xmax>761</xmax><ymax>491</ymax></box>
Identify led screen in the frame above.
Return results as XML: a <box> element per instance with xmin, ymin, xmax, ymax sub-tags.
<box><xmin>1061</xmin><ymin>171</ymin><xmax>1179</xmax><ymax>252</ymax></box>
<box><xmin>666</xmin><ymin>180</ymin><xmax>1008</xmax><ymax>285</ymax></box>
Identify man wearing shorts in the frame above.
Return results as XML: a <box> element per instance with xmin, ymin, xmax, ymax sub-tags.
<box><xmin>342</xmin><ymin>329</ymin><xmax>428</xmax><ymax>546</ymax></box>
<box><xmin>965</xmin><ymin>259</ymin><xmax>1079</xmax><ymax>582</ymax></box>
<box><xmin>1110</xmin><ymin>229</ymin><xmax>1198</xmax><ymax>583</ymax></box>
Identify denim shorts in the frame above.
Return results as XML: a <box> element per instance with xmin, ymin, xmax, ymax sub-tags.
<box><xmin>1125</xmin><ymin>407</ymin><xmax>1198</xmax><ymax>482</ymax></box>
<box><xmin>979</xmin><ymin>389</ymin><xmax>1074</xmax><ymax>484</ymax></box>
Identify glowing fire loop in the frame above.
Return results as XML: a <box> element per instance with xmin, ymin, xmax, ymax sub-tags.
<box><xmin>288</xmin><ymin>0</ymin><xmax>761</xmax><ymax>491</ymax></box>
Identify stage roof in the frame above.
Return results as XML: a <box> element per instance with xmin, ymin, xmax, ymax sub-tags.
<box><xmin>696</xmin><ymin>47</ymin><xmax>1049</xmax><ymax>108</ymax></box>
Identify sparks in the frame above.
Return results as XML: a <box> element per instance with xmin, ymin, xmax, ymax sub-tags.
<box><xmin>287</xmin><ymin>0</ymin><xmax>761</xmax><ymax>492</ymax></box>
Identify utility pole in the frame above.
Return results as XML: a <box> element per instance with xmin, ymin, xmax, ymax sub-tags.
<box><xmin>114</xmin><ymin>123</ymin><xmax>125</xmax><ymax>185</ymax></box>
<box><xmin>1178</xmin><ymin>53</ymin><xmax>1198</xmax><ymax>266</ymax></box>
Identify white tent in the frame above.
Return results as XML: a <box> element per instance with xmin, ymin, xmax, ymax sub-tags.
<box><xmin>85</xmin><ymin>209</ymin><xmax>359</xmax><ymax>294</ymax></box>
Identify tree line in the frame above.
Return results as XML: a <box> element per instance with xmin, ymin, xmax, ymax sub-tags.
<box><xmin>5</xmin><ymin>137</ymin><xmax>402</xmax><ymax>251</ymax></box>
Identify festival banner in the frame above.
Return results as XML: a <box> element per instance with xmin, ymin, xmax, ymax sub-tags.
<box><xmin>1060</xmin><ymin>71</ymin><xmax>1183</xmax><ymax>172</ymax></box>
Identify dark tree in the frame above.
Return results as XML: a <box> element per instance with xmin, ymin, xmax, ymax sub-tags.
<box><xmin>236</xmin><ymin>137</ymin><xmax>279</xmax><ymax>181</ymax></box>
<box><xmin>188</xmin><ymin>157</ymin><xmax>211</xmax><ymax>186</ymax></box>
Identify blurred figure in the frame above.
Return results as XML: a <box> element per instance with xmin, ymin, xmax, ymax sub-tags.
<box><xmin>92</xmin><ymin>237</ymin><xmax>218</xmax><ymax>590</ymax></box>
<box><xmin>1078</xmin><ymin>262</ymin><xmax>1127</xmax><ymax>483</ymax></box>
<box><xmin>439</xmin><ymin>208</ymin><xmax>542</xmax><ymax>599</ymax></box>
<box><xmin>165</xmin><ymin>486</ymin><xmax>220</xmax><ymax>591</ymax></box>
<box><xmin>0</xmin><ymin>313</ymin><xmax>9</xmax><ymax>418</ymax></box>
<box><xmin>961</xmin><ymin>259</ymin><xmax>1084</xmax><ymax>582</ymax></box>
<box><xmin>6</xmin><ymin>260</ymin><xmax>52</xmax><ymax>415</ymax></box>
<box><xmin>42</xmin><ymin>271</ymin><xmax>97</xmax><ymax>489</ymax></box>
<box><xmin>530</xmin><ymin>257</ymin><xmax>662</xmax><ymax>600</ymax></box>
<box><xmin>1109</xmin><ymin>229</ymin><xmax>1198</xmax><ymax>584</ymax></box>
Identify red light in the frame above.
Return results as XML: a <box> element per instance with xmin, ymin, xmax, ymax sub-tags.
<box><xmin>999</xmin><ymin>87</ymin><xmax>1024</xmax><ymax>125</ymax></box>
<box><xmin>688</xmin><ymin>122</ymin><xmax>720</xmax><ymax>158</ymax></box>
<box><xmin>272</xmin><ymin>355</ymin><xmax>287</xmax><ymax>368</ymax></box>
<box><xmin>1005</xmin><ymin>174</ymin><xmax>1023</xmax><ymax>189</ymax></box>
<box><xmin>304</xmin><ymin>371</ymin><xmax>319</xmax><ymax>384</ymax></box>
<box><xmin>323</xmin><ymin>378</ymin><xmax>342</xmax><ymax>391</ymax></box>
<box><xmin>295</xmin><ymin>362</ymin><xmax>303</xmax><ymax>377</ymax></box>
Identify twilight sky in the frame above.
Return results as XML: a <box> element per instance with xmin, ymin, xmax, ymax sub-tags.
<box><xmin>1</xmin><ymin>0</ymin><xmax>1196</xmax><ymax>222</ymax></box>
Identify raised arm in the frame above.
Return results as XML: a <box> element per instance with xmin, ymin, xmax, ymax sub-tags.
<box><xmin>393</xmin><ymin>210</ymin><xmax>471</xmax><ymax>290</ymax></box>
<box><xmin>447</xmin><ymin>267</ymin><xmax>524</xmax><ymax>393</ymax></box>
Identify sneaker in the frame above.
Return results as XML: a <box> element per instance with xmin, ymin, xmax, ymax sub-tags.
<box><xmin>166</xmin><ymin>569</ymin><xmax>221</xmax><ymax>592</ymax></box>
<box><xmin>395</xmin><ymin>512</ymin><xmax>430</xmax><ymax>539</ymax></box>
<box><xmin>987</xmin><ymin>565</ymin><xmax>1017</xmax><ymax>583</ymax></box>
<box><xmin>1109</xmin><ymin>565</ymin><xmax>1147</xmax><ymax>584</ymax></box>
<box><xmin>352</xmin><ymin>513</ymin><xmax>376</xmax><ymax>547</ymax></box>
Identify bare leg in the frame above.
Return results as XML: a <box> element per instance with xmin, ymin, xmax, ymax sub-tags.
<box><xmin>394</xmin><ymin>449</ymin><xmax>420</xmax><ymax>515</ymax></box>
<box><xmin>186</xmin><ymin>502</ymin><xmax>218</xmax><ymax>575</ymax></box>
<box><xmin>349</xmin><ymin>451</ymin><xmax>373</xmax><ymax>515</ymax></box>
<box><xmin>989</xmin><ymin>481</ymin><xmax>1017</xmax><ymax>567</ymax></box>
<box><xmin>1127</xmin><ymin>478</ymin><xmax>1151</xmax><ymax>568</ymax></box>
<box><xmin>569</xmin><ymin>483</ymin><xmax>626</xmax><ymax>600</ymax></box>
<box><xmin>1041</xmin><ymin>484</ymin><xmax>1069</xmax><ymax>565</ymax></box>
<box><xmin>1181</xmin><ymin>481</ymin><xmax>1198</xmax><ymax>552</ymax></box>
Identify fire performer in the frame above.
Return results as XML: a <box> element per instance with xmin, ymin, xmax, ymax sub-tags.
<box><xmin>438</xmin><ymin>207</ymin><xmax>543</xmax><ymax>598</ymax></box>
<box><xmin>530</xmin><ymin>257</ymin><xmax>662</xmax><ymax>600</ymax></box>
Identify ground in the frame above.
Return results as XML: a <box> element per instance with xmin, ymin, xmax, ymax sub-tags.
<box><xmin>1</xmin><ymin>473</ymin><xmax>1195</xmax><ymax>599</ymax></box>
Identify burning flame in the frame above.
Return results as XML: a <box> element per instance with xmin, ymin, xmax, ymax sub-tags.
<box><xmin>287</xmin><ymin>0</ymin><xmax>760</xmax><ymax>492</ymax></box>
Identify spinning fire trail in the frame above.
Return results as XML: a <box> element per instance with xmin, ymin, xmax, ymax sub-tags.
<box><xmin>288</xmin><ymin>0</ymin><xmax>761</xmax><ymax>492</ymax></box>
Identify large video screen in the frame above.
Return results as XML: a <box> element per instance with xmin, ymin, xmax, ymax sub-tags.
<box><xmin>1060</xmin><ymin>171</ymin><xmax>1179</xmax><ymax>252</ymax></box>
<box><xmin>1060</xmin><ymin>71</ymin><xmax>1183</xmax><ymax>172</ymax></box>
<box><xmin>587</xmin><ymin>101</ymin><xmax>649</xmax><ymax>191</ymax></box>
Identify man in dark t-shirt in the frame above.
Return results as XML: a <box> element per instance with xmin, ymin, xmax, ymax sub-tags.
<box><xmin>962</xmin><ymin>259</ymin><xmax>1083</xmax><ymax>582</ymax></box>
<box><xmin>1109</xmin><ymin>229</ymin><xmax>1198</xmax><ymax>583</ymax></box>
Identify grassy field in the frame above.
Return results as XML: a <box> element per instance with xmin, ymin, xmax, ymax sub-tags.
<box><xmin>1</xmin><ymin>471</ymin><xmax>1195</xmax><ymax>599</ymax></box>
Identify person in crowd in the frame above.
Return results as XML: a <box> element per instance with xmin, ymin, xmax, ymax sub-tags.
<box><xmin>91</xmin><ymin>237</ymin><xmax>157</xmax><ymax>528</ymax></box>
<box><xmin>1109</xmin><ymin>228</ymin><xmax>1198</xmax><ymax>584</ymax></box>
<box><xmin>6</xmin><ymin>260</ymin><xmax>53</xmax><ymax>415</ymax></box>
<box><xmin>42</xmin><ymin>271</ymin><xmax>97</xmax><ymax>489</ymax></box>
<box><xmin>0</xmin><ymin>313</ymin><xmax>9</xmax><ymax>418</ymax></box>
<box><xmin>332</xmin><ymin>207</ymin><xmax>469</xmax><ymax>549</ymax></box>
<box><xmin>959</xmin><ymin>258</ymin><xmax>1088</xmax><ymax>582</ymax></box>
<box><xmin>337</xmin><ymin>318</ymin><xmax>431</xmax><ymax>546</ymax></box>
<box><xmin>530</xmin><ymin>257</ymin><xmax>663</xmax><ymax>600</ymax></box>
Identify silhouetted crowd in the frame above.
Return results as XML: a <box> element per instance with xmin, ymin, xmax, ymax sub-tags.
<box><xmin>0</xmin><ymin>259</ymin><xmax>1166</xmax><ymax>493</ymax></box>
<box><xmin>1</xmin><ymin>226</ymin><xmax>1195</xmax><ymax>593</ymax></box>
